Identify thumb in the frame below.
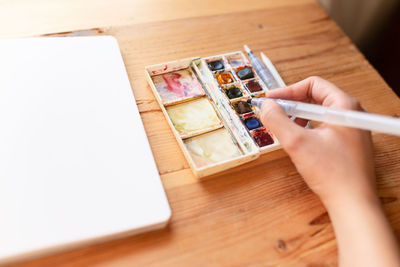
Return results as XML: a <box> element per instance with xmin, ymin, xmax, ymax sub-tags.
<box><xmin>259</xmin><ymin>99</ymin><xmax>306</xmax><ymax>149</ymax></box>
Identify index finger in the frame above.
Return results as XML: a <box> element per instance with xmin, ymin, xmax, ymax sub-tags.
<box><xmin>266</xmin><ymin>76</ymin><xmax>347</xmax><ymax>106</ymax></box>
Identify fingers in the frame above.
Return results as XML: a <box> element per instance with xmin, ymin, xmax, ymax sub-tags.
<box><xmin>266</xmin><ymin>76</ymin><xmax>340</xmax><ymax>103</ymax></box>
<box><xmin>260</xmin><ymin>99</ymin><xmax>306</xmax><ymax>151</ymax></box>
<box><xmin>266</xmin><ymin>76</ymin><xmax>361</xmax><ymax>110</ymax></box>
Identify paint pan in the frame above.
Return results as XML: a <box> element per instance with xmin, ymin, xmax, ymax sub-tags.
<box><xmin>206</xmin><ymin>57</ymin><xmax>226</xmax><ymax>72</ymax></box>
<box><xmin>226</xmin><ymin>53</ymin><xmax>247</xmax><ymax>68</ymax></box>
<box><xmin>215</xmin><ymin>71</ymin><xmax>236</xmax><ymax>85</ymax></box>
<box><xmin>232</xmin><ymin>100</ymin><xmax>253</xmax><ymax>115</ymax></box>
<box><xmin>250</xmin><ymin>128</ymin><xmax>275</xmax><ymax>147</ymax></box>
<box><xmin>243</xmin><ymin>116</ymin><xmax>262</xmax><ymax>130</ymax></box>
<box><xmin>184</xmin><ymin>128</ymin><xmax>242</xmax><ymax>168</ymax></box>
<box><xmin>223</xmin><ymin>84</ymin><xmax>246</xmax><ymax>100</ymax></box>
<box><xmin>235</xmin><ymin>66</ymin><xmax>255</xmax><ymax>81</ymax></box>
<box><xmin>166</xmin><ymin>97</ymin><xmax>223</xmax><ymax>138</ymax></box>
<box><xmin>245</xmin><ymin>79</ymin><xmax>263</xmax><ymax>93</ymax></box>
<box><xmin>152</xmin><ymin>68</ymin><xmax>205</xmax><ymax>105</ymax></box>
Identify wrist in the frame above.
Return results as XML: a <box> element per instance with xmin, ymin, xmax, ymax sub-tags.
<box><xmin>322</xmin><ymin>187</ymin><xmax>381</xmax><ymax>215</ymax></box>
<box><xmin>313</xmin><ymin>171</ymin><xmax>378</xmax><ymax>212</ymax></box>
<box><xmin>322</xmin><ymin>187</ymin><xmax>400</xmax><ymax>267</ymax></box>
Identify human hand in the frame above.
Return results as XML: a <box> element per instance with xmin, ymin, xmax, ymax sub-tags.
<box><xmin>259</xmin><ymin>76</ymin><xmax>400</xmax><ymax>266</ymax></box>
<box><xmin>259</xmin><ymin>76</ymin><xmax>377</xmax><ymax>206</ymax></box>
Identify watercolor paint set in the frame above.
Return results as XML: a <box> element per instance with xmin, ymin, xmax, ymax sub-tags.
<box><xmin>145</xmin><ymin>51</ymin><xmax>285</xmax><ymax>178</ymax></box>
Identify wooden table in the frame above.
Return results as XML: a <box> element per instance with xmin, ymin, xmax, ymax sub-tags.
<box><xmin>5</xmin><ymin>0</ymin><xmax>400</xmax><ymax>266</ymax></box>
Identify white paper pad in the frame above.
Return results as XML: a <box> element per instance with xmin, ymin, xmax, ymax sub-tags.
<box><xmin>0</xmin><ymin>36</ymin><xmax>171</xmax><ymax>264</ymax></box>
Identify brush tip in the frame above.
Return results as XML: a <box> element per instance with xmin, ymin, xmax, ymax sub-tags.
<box><xmin>243</xmin><ymin>44</ymin><xmax>251</xmax><ymax>54</ymax></box>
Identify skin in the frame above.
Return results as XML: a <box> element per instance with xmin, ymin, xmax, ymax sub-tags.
<box><xmin>259</xmin><ymin>76</ymin><xmax>400</xmax><ymax>267</ymax></box>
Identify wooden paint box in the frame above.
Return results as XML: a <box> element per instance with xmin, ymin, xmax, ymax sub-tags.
<box><xmin>145</xmin><ymin>51</ymin><xmax>285</xmax><ymax>178</ymax></box>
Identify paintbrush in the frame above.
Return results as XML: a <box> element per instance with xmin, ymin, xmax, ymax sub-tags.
<box><xmin>243</xmin><ymin>45</ymin><xmax>281</xmax><ymax>89</ymax></box>
<box><xmin>247</xmin><ymin>97</ymin><xmax>400</xmax><ymax>136</ymax></box>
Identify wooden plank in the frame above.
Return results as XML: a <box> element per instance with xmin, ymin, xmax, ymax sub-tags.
<box><xmin>0</xmin><ymin>0</ymin><xmax>314</xmax><ymax>38</ymax></box>
<box><xmin>11</xmin><ymin>1</ymin><xmax>400</xmax><ymax>266</ymax></box>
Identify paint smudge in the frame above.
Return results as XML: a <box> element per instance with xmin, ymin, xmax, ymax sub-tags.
<box><xmin>166</xmin><ymin>97</ymin><xmax>221</xmax><ymax>136</ymax></box>
<box><xmin>152</xmin><ymin>69</ymin><xmax>205</xmax><ymax>105</ymax></box>
<box><xmin>184</xmin><ymin>128</ymin><xmax>242</xmax><ymax>167</ymax></box>
<box><xmin>163</xmin><ymin>73</ymin><xmax>187</xmax><ymax>97</ymax></box>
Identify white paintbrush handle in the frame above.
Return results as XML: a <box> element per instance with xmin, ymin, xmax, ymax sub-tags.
<box><xmin>260</xmin><ymin>52</ymin><xmax>286</xmax><ymax>88</ymax></box>
<box><xmin>249</xmin><ymin>98</ymin><xmax>400</xmax><ymax>136</ymax></box>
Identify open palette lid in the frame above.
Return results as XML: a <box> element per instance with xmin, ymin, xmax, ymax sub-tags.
<box><xmin>145</xmin><ymin>51</ymin><xmax>284</xmax><ymax>178</ymax></box>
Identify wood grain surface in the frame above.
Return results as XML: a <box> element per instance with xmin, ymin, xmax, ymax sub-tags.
<box><xmin>0</xmin><ymin>0</ymin><xmax>313</xmax><ymax>38</ymax></box>
<box><xmin>7</xmin><ymin>0</ymin><xmax>400</xmax><ymax>266</ymax></box>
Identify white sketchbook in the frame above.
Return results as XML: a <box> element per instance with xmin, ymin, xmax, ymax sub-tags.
<box><xmin>0</xmin><ymin>36</ymin><xmax>171</xmax><ymax>264</ymax></box>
